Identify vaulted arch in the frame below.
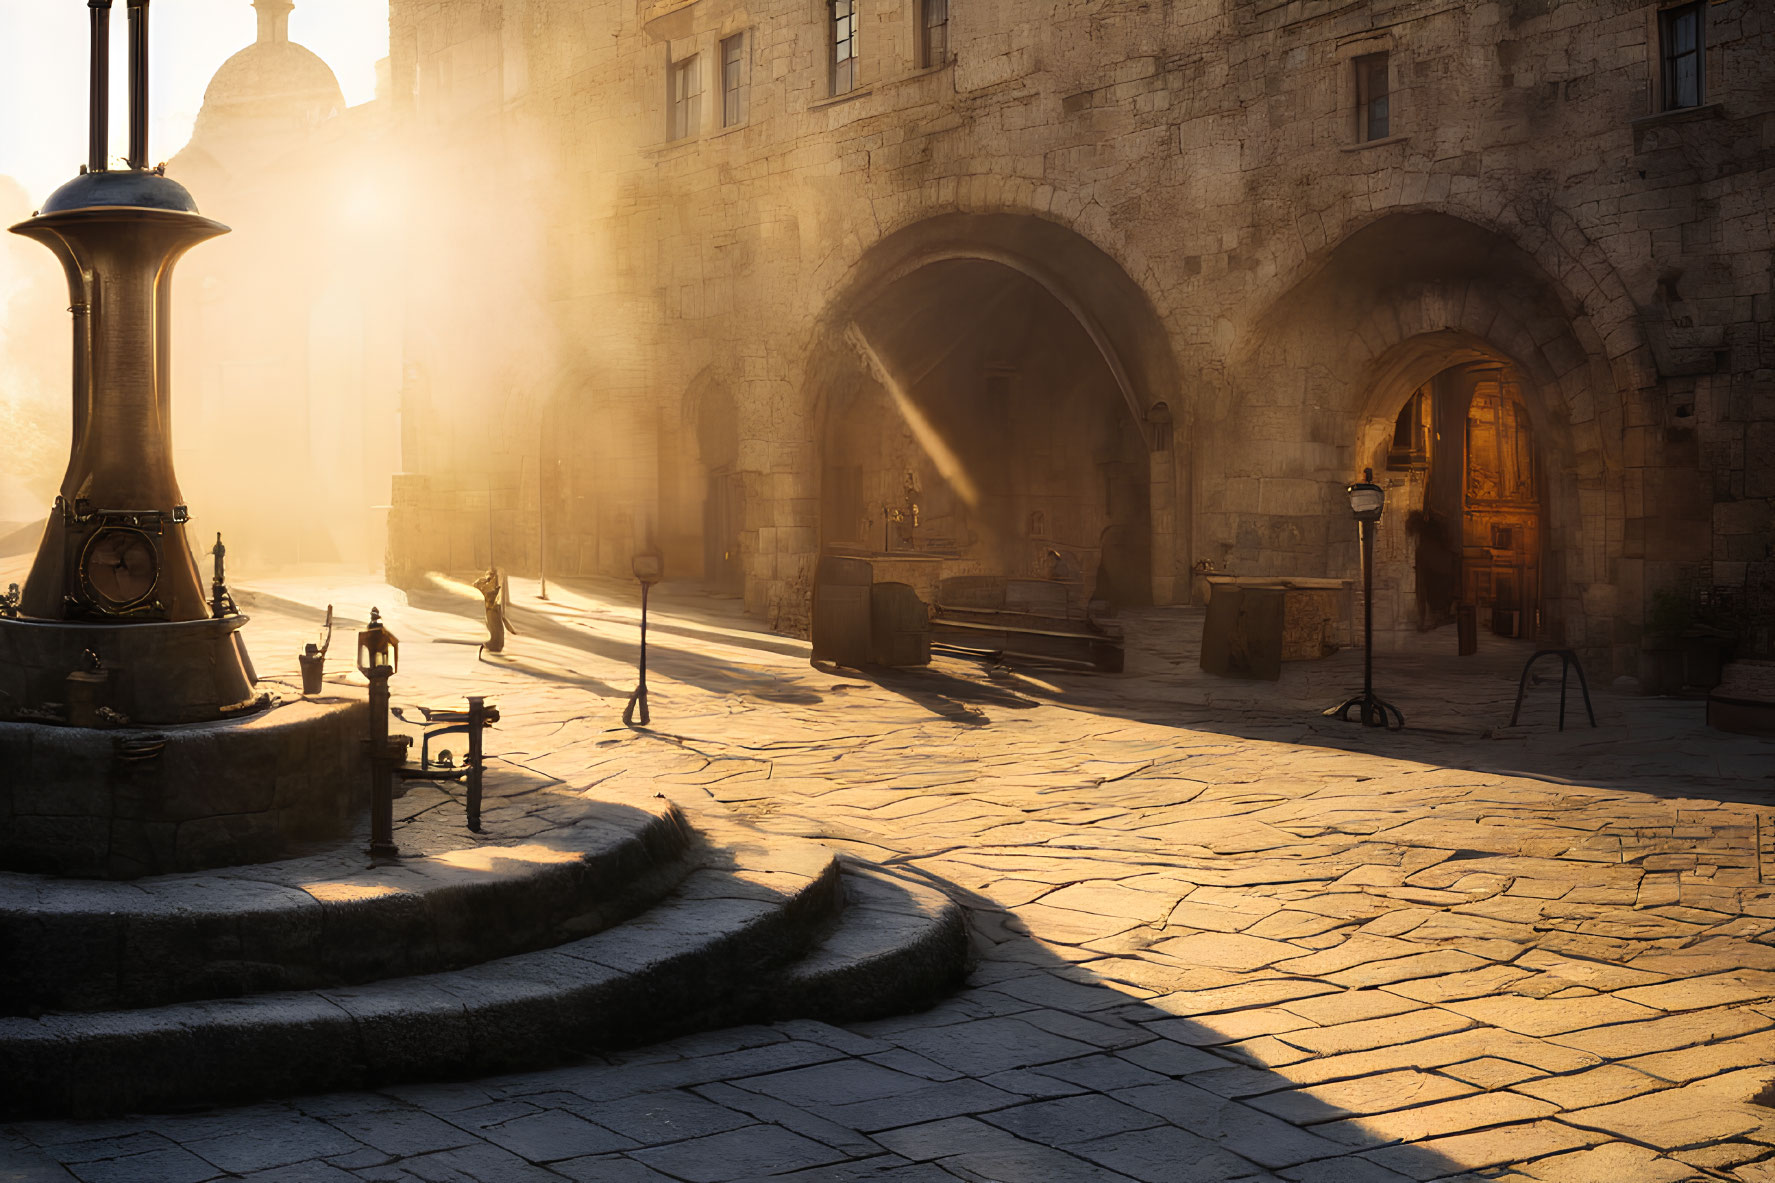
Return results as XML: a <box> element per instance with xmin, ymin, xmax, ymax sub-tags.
<box><xmin>802</xmin><ymin>212</ymin><xmax>1188</xmax><ymax>608</ymax></box>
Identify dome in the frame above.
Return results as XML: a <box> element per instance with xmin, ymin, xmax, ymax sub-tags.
<box><xmin>190</xmin><ymin>1</ymin><xmax>344</xmax><ymax>141</ymax></box>
<box><xmin>38</xmin><ymin>169</ymin><xmax>201</xmax><ymax>215</ymax></box>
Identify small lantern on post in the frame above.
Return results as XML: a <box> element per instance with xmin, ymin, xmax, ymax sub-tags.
<box><xmin>1347</xmin><ymin>472</ymin><xmax>1386</xmax><ymax>524</ymax></box>
<box><xmin>358</xmin><ymin>608</ymin><xmax>405</xmax><ymax>859</ymax></box>
<box><xmin>357</xmin><ymin>607</ymin><xmax>399</xmax><ymax>677</ymax></box>
<box><xmin>623</xmin><ymin>550</ymin><xmax>664</xmax><ymax>727</ymax></box>
<box><xmin>1324</xmin><ymin>469</ymin><xmax>1405</xmax><ymax>730</ymax></box>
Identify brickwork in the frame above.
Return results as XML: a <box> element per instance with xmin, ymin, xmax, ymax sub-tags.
<box><xmin>384</xmin><ymin>0</ymin><xmax>1775</xmax><ymax>676</ymax></box>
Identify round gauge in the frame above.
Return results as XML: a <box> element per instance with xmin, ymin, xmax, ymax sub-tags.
<box><xmin>82</xmin><ymin>528</ymin><xmax>159</xmax><ymax>609</ymax></box>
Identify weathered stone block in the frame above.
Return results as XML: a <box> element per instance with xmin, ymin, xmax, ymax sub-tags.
<box><xmin>0</xmin><ymin>695</ymin><xmax>370</xmax><ymax>879</ymax></box>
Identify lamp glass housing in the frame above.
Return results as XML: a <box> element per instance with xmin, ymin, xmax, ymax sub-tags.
<box><xmin>356</xmin><ymin>611</ymin><xmax>399</xmax><ymax>675</ymax></box>
<box><xmin>1347</xmin><ymin>481</ymin><xmax>1386</xmax><ymax>523</ymax></box>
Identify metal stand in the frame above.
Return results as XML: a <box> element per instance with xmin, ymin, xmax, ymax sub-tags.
<box><xmin>399</xmin><ymin>696</ymin><xmax>501</xmax><ymax>831</ymax></box>
<box><xmin>623</xmin><ymin>581</ymin><xmax>652</xmax><ymax>727</ymax></box>
<box><xmin>1509</xmin><ymin>648</ymin><xmax>1596</xmax><ymax>731</ymax></box>
<box><xmin>1324</xmin><ymin>517</ymin><xmax>1405</xmax><ymax>730</ymax></box>
<box><xmin>365</xmin><ymin>663</ymin><xmax>407</xmax><ymax>859</ymax></box>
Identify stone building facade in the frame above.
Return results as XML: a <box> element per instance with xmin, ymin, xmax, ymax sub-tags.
<box><xmin>383</xmin><ymin>0</ymin><xmax>1775</xmax><ymax>678</ymax></box>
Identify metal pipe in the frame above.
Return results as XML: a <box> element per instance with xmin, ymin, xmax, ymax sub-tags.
<box><xmin>638</xmin><ymin>582</ymin><xmax>650</xmax><ymax>725</ymax></box>
<box><xmin>367</xmin><ymin>666</ymin><xmax>398</xmax><ymax>858</ymax></box>
<box><xmin>623</xmin><ymin>583</ymin><xmax>652</xmax><ymax>727</ymax></box>
<box><xmin>126</xmin><ymin>0</ymin><xmax>149</xmax><ymax>169</ymax></box>
<box><xmin>465</xmin><ymin>696</ymin><xmax>488</xmax><ymax>832</ymax></box>
<box><xmin>1361</xmin><ymin>517</ymin><xmax>1375</xmax><ymax>724</ymax></box>
<box><xmin>88</xmin><ymin>1</ymin><xmax>112</xmax><ymax>172</ymax></box>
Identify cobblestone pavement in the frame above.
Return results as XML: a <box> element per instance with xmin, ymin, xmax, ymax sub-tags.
<box><xmin>6</xmin><ymin>574</ymin><xmax>1775</xmax><ymax>1183</ymax></box>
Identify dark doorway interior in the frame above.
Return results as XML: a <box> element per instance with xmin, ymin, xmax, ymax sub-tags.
<box><xmin>826</xmin><ymin>258</ymin><xmax>1152</xmax><ymax>608</ymax></box>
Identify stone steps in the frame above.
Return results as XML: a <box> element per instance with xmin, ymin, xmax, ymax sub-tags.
<box><xmin>0</xmin><ymin>811</ymin><xmax>968</xmax><ymax>1118</ymax></box>
<box><xmin>0</xmin><ymin>781</ymin><xmax>694</xmax><ymax>1014</ymax></box>
<box><xmin>770</xmin><ymin>858</ymin><xmax>973</xmax><ymax>1026</ymax></box>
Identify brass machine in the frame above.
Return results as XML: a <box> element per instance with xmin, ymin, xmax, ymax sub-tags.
<box><xmin>0</xmin><ymin>0</ymin><xmax>256</xmax><ymax>724</ymax></box>
<box><xmin>0</xmin><ymin>1</ymin><xmax>372</xmax><ymax>881</ymax></box>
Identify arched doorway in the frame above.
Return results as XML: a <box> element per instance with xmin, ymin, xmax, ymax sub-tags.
<box><xmin>675</xmin><ymin>372</ymin><xmax>744</xmax><ymax>595</ymax></box>
<box><xmin>1223</xmin><ymin>211</ymin><xmax>1631</xmax><ymax>665</ymax></box>
<box><xmin>1385</xmin><ymin>362</ymin><xmax>1546</xmax><ymax>639</ymax></box>
<box><xmin>821</xmin><ymin>256</ymin><xmax>1153</xmax><ymax>609</ymax></box>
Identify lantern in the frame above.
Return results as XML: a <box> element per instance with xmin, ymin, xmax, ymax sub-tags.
<box><xmin>631</xmin><ymin>550</ymin><xmax>664</xmax><ymax>585</ymax></box>
<box><xmin>357</xmin><ymin>607</ymin><xmax>399</xmax><ymax>676</ymax></box>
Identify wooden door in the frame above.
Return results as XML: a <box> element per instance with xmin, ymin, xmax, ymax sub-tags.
<box><xmin>1460</xmin><ymin>378</ymin><xmax>1541</xmax><ymax>638</ymax></box>
<box><xmin>704</xmin><ymin>469</ymin><xmax>744</xmax><ymax>595</ymax></box>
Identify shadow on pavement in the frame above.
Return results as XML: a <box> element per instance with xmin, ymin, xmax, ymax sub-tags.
<box><xmin>399</xmin><ymin>583</ymin><xmax>827</xmax><ymax>708</ymax></box>
<box><xmin>868</xmin><ymin>667</ymin><xmax>1043</xmax><ymax>726</ymax></box>
<box><xmin>792</xmin><ymin>861</ymin><xmax>1493</xmax><ymax>1182</ymax></box>
<box><xmin>943</xmin><ymin>605</ymin><xmax>1775</xmax><ymax>807</ymax></box>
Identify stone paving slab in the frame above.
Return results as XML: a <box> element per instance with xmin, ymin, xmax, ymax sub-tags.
<box><xmin>6</xmin><ymin>576</ymin><xmax>1775</xmax><ymax>1180</ymax></box>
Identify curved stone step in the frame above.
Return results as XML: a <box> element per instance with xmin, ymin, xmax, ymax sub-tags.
<box><xmin>765</xmin><ymin>858</ymin><xmax>971</xmax><ymax>1024</ymax></box>
<box><xmin>0</xmin><ymin>779</ymin><xmax>694</xmax><ymax>1014</ymax></box>
<box><xmin>0</xmin><ymin>820</ymin><xmax>849</xmax><ymax>1118</ymax></box>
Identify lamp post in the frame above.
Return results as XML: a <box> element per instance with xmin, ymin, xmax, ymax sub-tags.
<box><xmin>623</xmin><ymin>550</ymin><xmax>664</xmax><ymax>727</ymax></box>
<box><xmin>537</xmin><ymin>466</ymin><xmax>549</xmax><ymax>603</ymax></box>
<box><xmin>358</xmin><ymin>608</ymin><xmax>404</xmax><ymax>858</ymax></box>
<box><xmin>519</xmin><ymin>446</ymin><xmax>550</xmax><ymax>603</ymax></box>
<box><xmin>1325</xmin><ymin>469</ymin><xmax>1405</xmax><ymax>730</ymax></box>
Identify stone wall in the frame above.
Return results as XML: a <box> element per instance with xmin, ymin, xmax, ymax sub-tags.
<box><xmin>385</xmin><ymin>0</ymin><xmax>1775</xmax><ymax>674</ymax></box>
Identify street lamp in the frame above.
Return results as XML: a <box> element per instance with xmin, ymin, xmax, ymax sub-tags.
<box><xmin>357</xmin><ymin>608</ymin><xmax>405</xmax><ymax>858</ymax></box>
<box><xmin>1324</xmin><ymin>468</ymin><xmax>1405</xmax><ymax>730</ymax></box>
<box><xmin>623</xmin><ymin>550</ymin><xmax>664</xmax><ymax>727</ymax></box>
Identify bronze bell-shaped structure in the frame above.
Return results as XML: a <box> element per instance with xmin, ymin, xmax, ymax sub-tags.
<box><xmin>13</xmin><ymin>0</ymin><xmax>225</xmax><ymax>622</ymax></box>
<box><xmin>0</xmin><ymin>0</ymin><xmax>256</xmax><ymax>724</ymax></box>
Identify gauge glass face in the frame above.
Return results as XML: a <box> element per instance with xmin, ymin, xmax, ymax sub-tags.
<box><xmin>84</xmin><ymin>529</ymin><xmax>159</xmax><ymax>607</ymax></box>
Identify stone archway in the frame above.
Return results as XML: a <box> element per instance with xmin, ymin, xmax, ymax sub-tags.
<box><xmin>804</xmin><ymin>213</ymin><xmax>1185</xmax><ymax>614</ymax></box>
<box><xmin>1218</xmin><ymin>212</ymin><xmax>1629</xmax><ymax>668</ymax></box>
<box><xmin>1367</xmin><ymin>357</ymin><xmax>1549</xmax><ymax>643</ymax></box>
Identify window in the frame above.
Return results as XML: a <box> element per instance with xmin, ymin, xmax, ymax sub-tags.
<box><xmin>1355</xmin><ymin>52</ymin><xmax>1390</xmax><ymax>141</ymax></box>
<box><xmin>831</xmin><ymin>0</ymin><xmax>859</xmax><ymax>95</ymax></box>
<box><xmin>1660</xmin><ymin>3</ymin><xmax>1703</xmax><ymax>110</ymax></box>
<box><xmin>669</xmin><ymin>54</ymin><xmax>702</xmax><ymax>140</ymax></box>
<box><xmin>919</xmin><ymin>0</ymin><xmax>949</xmax><ymax>69</ymax></box>
<box><xmin>721</xmin><ymin>34</ymin><xmax>746</xmax><ymax>127</ymax></box>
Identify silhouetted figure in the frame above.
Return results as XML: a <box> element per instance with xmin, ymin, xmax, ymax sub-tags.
<box><xmin>473</xmin><ymin>568</ymin><xmax>517</xmax><ymax>654</ymax></box>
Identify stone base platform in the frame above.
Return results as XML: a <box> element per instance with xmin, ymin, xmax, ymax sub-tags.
<box><xmin>0</xmin><ymin>791</ymin><xmax>968</xmax><ymax>1117</ymax></box>
<box><xmin>0</xmin><ymin>693</ymin><xmax>370</xmax><ymax>879</ymax></box>
<box><xmin>0</xmin><ymin>615</ymin><xmax>257</xmax><ymax>726</ymax></box>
